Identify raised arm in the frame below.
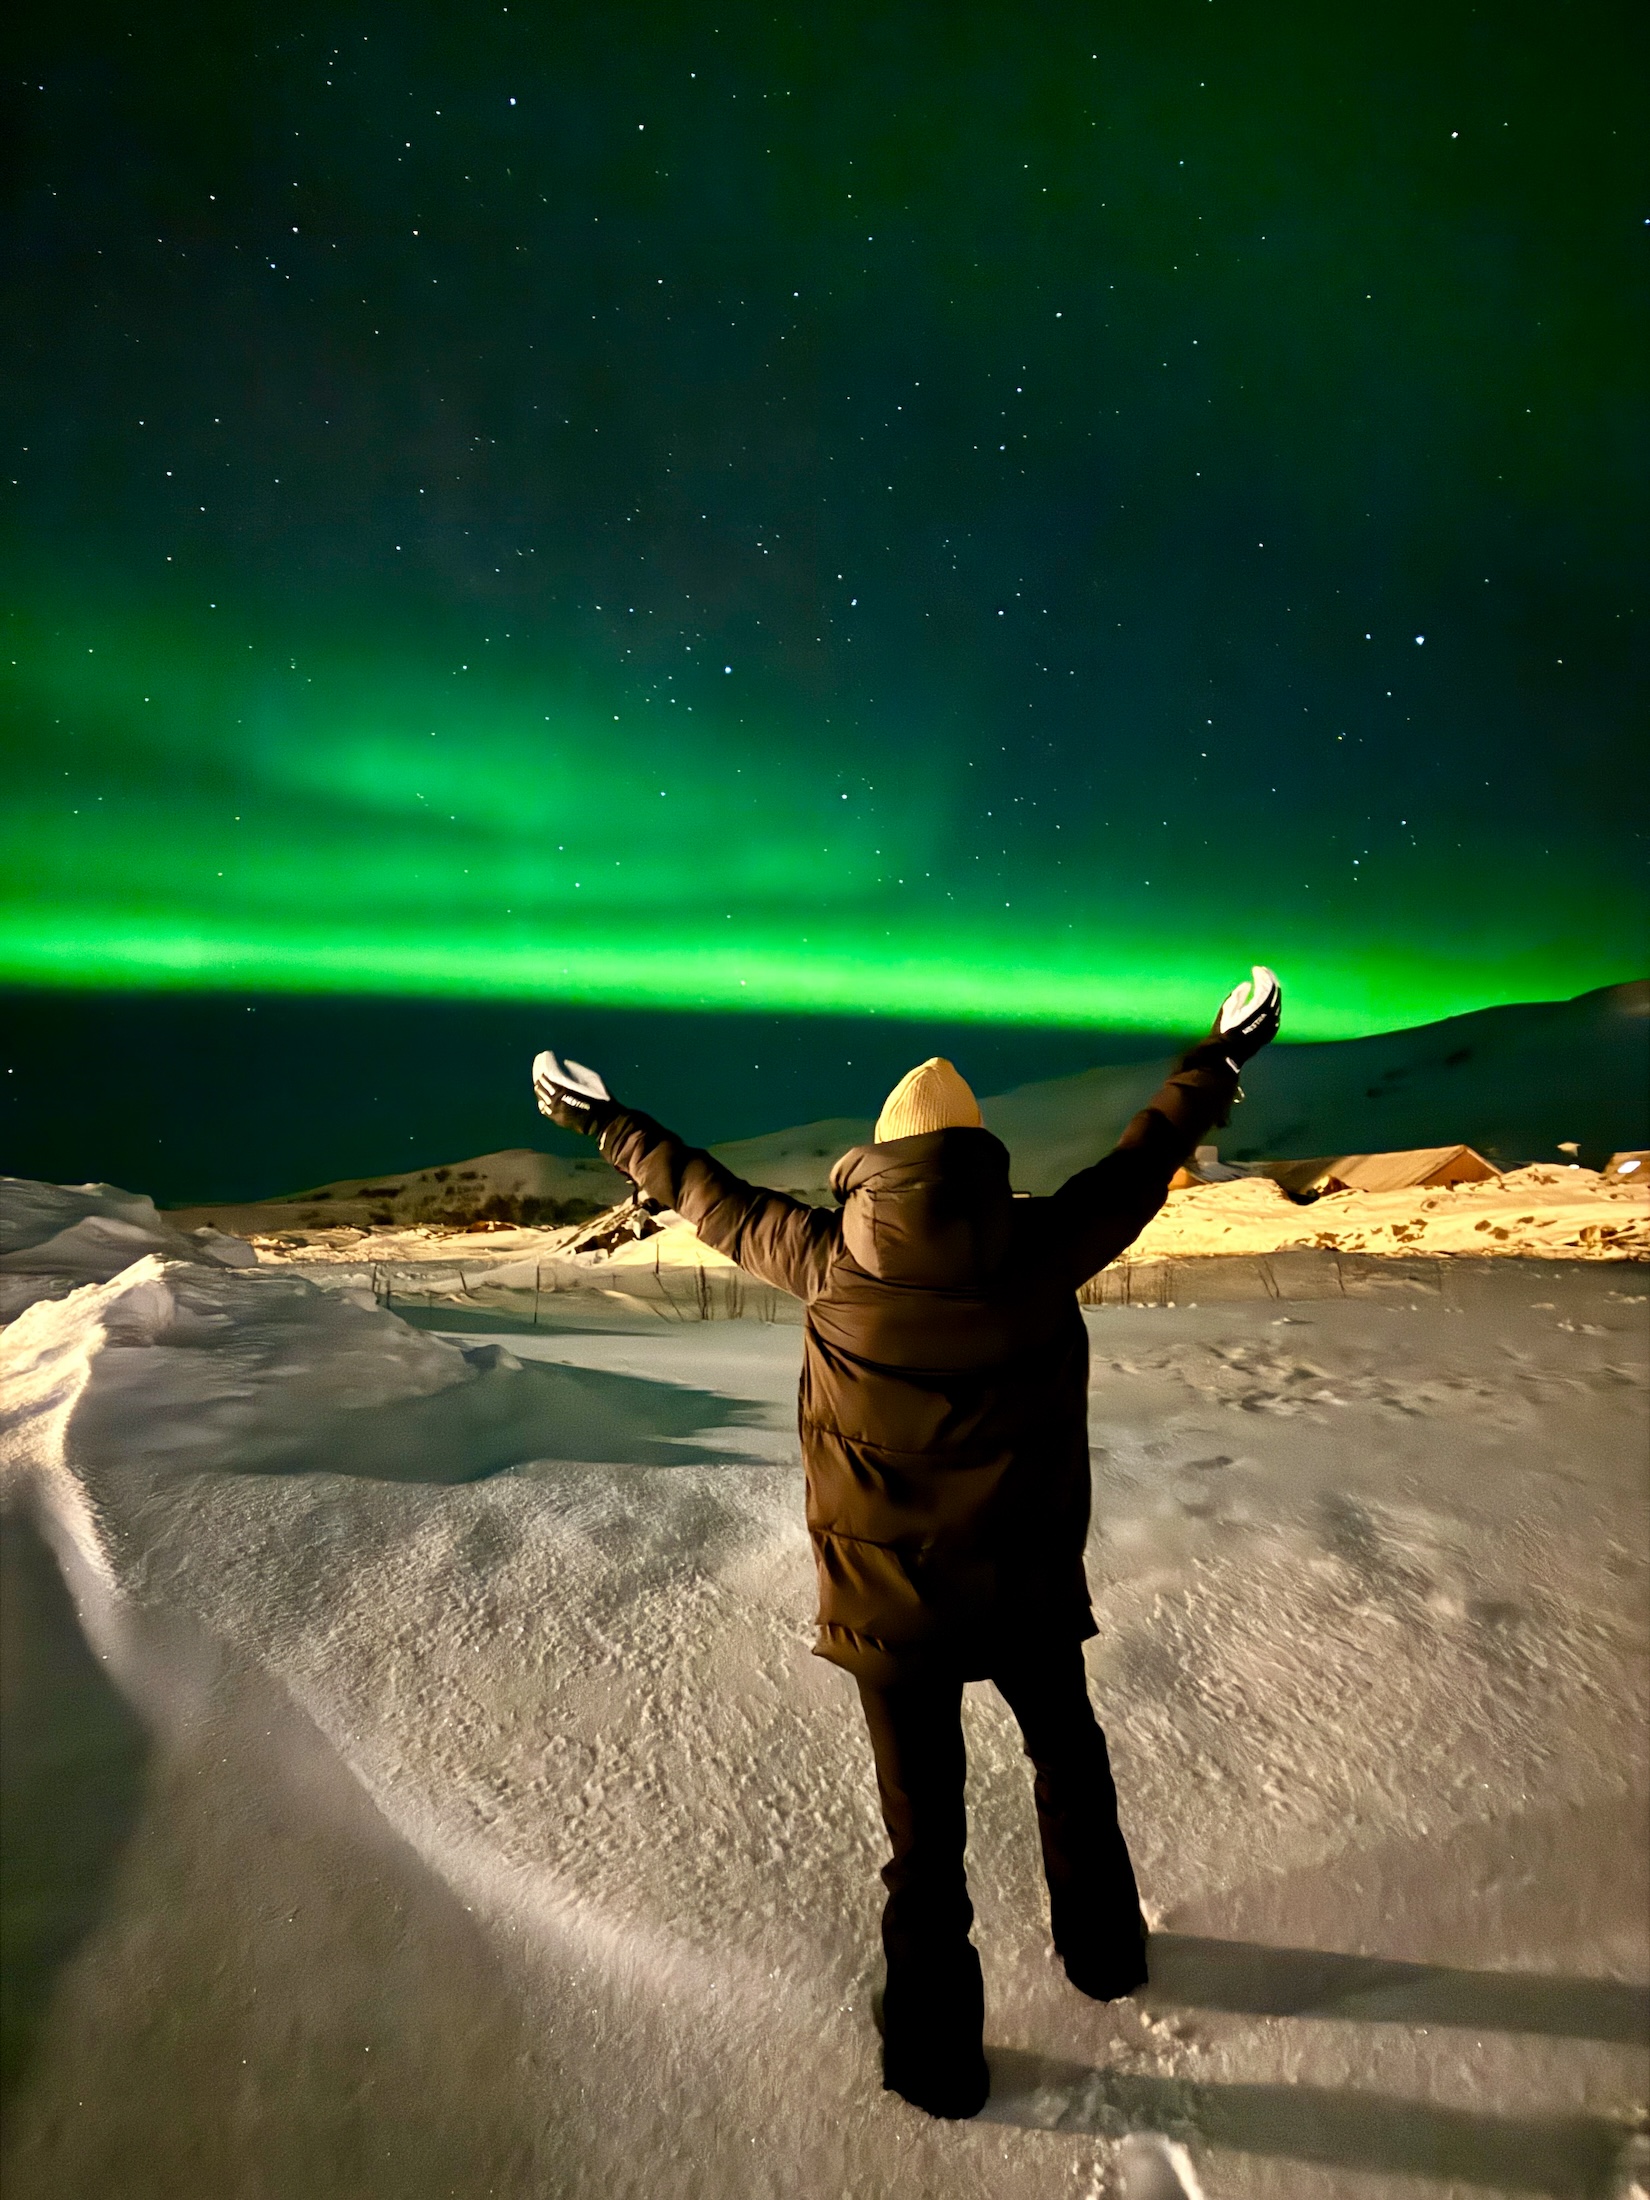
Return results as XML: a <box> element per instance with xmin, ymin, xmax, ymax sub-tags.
<box><xmin>532</xmin><ymin>1050</ymin><xmax>837</xmax><ymax>1301</ymax></box>
<box><xmin>1047</xmin><ymin>967</ymin><xmax>1281</xmax><ymax>1286</ymax></box>
<box><xmin>600</xmin><ymin>1108</ymin><xmax>838</xmax><ymax>1300</ymax></box>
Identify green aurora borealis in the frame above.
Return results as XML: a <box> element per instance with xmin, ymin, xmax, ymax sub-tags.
<box><xmin>3</xmin><ymin>592</ymin><xmax>1636</xmax><ymax>1037</ymax></box>
<box><xmin>5</xmin><ymin>2</ymin><xmax>1646</xmax><ymax>1045</ymax></box>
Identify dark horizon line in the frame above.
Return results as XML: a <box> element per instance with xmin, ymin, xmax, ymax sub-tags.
<box><xmin>3</xmin><ymin>973</ymin><xmax>1642</xmax><ymax>1050</ymax></box>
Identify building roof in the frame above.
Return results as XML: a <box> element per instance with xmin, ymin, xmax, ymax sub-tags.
<box><xmin>1259</xmin><ymin>1146</ymin><xmax>1499</xmax><ymax>1195</ymax></box>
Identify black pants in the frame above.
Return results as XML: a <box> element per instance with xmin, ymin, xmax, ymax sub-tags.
<box><xmin>855</xmin><ymin>1641</ymin><xmax>1145</xmax><ymax>2040</ymax></box>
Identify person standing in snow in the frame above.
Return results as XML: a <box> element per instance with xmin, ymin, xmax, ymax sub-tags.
<box><xmin>532</xmin><ymin>970</ymin><xmax>1281</xmax><ymax>2120</ymax></box>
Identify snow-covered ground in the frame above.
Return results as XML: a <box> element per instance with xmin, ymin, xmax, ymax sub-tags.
<box><xmin>1</xmin><ymin>1185</ymin><xmax>1646</xmax><ymax>2198</ymax></box>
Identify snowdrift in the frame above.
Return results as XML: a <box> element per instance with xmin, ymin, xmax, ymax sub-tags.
<box><xmin>0</xmin><ymin>1249</ymin><xmax>761</xmax><ymax>1483</ymax></box>
<box><xmin>0</xmin><ymin>1175</ymin><xmax>257</xmax><ymax>1320</ymax></box>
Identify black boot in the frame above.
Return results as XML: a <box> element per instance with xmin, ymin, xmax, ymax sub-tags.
<box><xmin>1060</xmin><ymin>1923</ymin><xmax>1150</xmax><ymax>2003</ymax></box>
<box><xmin>877</xmin><ymin>1957</ymin><xmax>989</xmax><ymax>2118</ymax></box>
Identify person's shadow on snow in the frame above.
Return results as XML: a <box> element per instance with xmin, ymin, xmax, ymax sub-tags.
<box><xmin>982</xmin><ymin>1935</ymin><xmax>1648</xmax><ymax>2193</ymax></box>
<box><xmin>1144</xmin><ymin>1931</ymin><xmax>1648</xmax><ymax>2045</ymax></box>
<box><xmin>78</xmin><ymin>1349</ymin><xmax>769</xmax><ymax>1485</ymax></box>
<box><xmin>294</xmin><ymin>1352</ymin><xmax>766</xmax><ymax>1481</ymax></box>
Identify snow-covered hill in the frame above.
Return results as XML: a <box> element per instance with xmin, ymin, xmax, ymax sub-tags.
<box><xmin>720</xmin><ymin>982</ymin><xmax>1649</xmax><ymax>1202</ymax></box>
<box><xmin>165</xmin><ymin>1145</ymin><xmax>626</xmax><ymax>1238</ymax></box>
<box><xmin>155</xmin><ymin>982</ymin><xmax>1647</xmax><ymax>1229</ymax></box>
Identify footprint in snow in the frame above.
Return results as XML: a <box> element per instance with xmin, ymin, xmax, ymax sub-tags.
<box><xmin>1118</xmin><ymin>2134</ymin><xmax>1206</xmax><ymax>2200</ymax></box>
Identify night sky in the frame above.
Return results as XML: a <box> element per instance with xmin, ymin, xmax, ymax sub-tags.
<box><xmin>3</xmin><ymin>2</ymin><xmax>1646</xmax><ymax>1188</ymax></box>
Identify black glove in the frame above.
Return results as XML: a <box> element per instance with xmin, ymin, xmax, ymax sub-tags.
<box><xmin>532</xmin><ymin>1048</ymin><xmax>618</xmax><ymax>1139</ymax></box>
<box><xmin>1210</xmin><ymin>965</ymin><xmax>1282</xmax><ymax>1068</ymax></box>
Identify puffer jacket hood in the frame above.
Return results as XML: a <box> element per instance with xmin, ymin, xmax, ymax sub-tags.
<box><xmin>829</xmin><ymin>1128</ymin><xmax>1014</xmax><ymax>1289</ymax></box>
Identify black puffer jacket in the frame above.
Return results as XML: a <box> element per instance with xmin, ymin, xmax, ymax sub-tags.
<box><xmin>600</xmin><ymin>1045</ymin><xmax>1237</xmax><ymax>1681</ymax></box>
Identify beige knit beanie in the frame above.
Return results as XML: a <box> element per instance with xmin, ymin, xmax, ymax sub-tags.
<box><xmin>874</xmin><ymin>1057</ymin><xmax>983</xmax><ymax>1142</ymax></box>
